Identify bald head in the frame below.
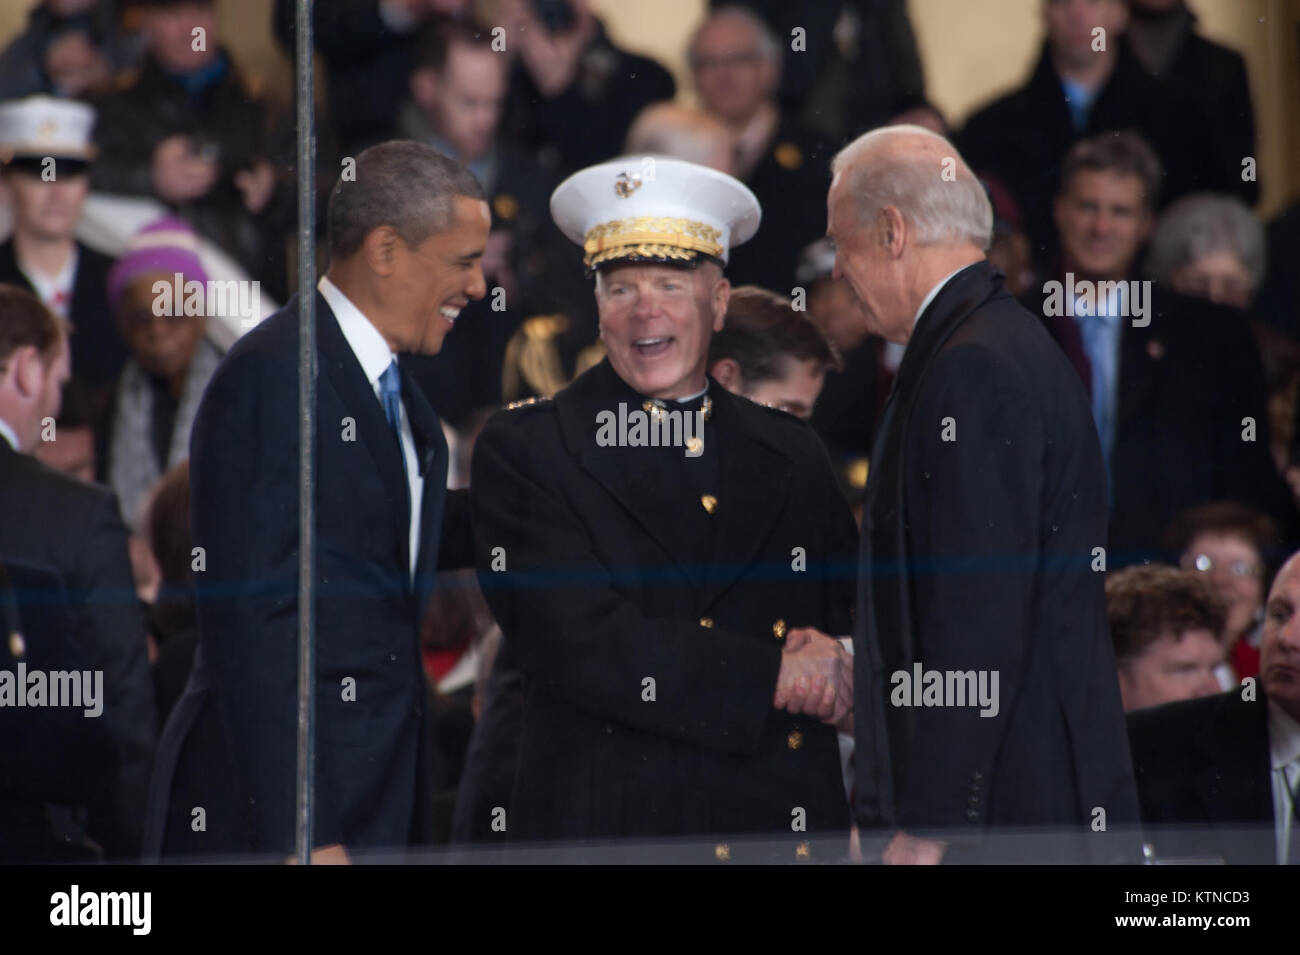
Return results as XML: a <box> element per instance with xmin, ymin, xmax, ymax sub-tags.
<box><xmin>830</xmin><ymin>125</ymin><xmax>992</xmax><ymax>250</ymax></box>
<box><xmin>1261</xmin><ymin>550</ymin><xmax>1300</xmax><ymax>719</ymax></box>
<box><xmin>825</xmin><ymin>126</ymin><xmax>990</xmax><ymax>343</ymax></box>
<box><xmin>624</xmin><ymin>103</ymin><xmax>738</xmax><ymax>176</ymax></box>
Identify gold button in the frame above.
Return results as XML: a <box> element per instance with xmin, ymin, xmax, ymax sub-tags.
<box><xmin>772</xmin><ymin>619</ymin><xmax>787</xmax><ymax>640</ymax></box>
<box><xmin>8</xmin><ymin>630</ymin><xmax>25</xmax><ymax>658</ymax></box>
<box><xmin>701</xmin><ymin>494</ymin><xmax>717</xmax><ymax>514</ymax></box>
<box><xmin>787</xmin><ymin>730</ymin><xmax>803</xmax><ymax>750</ymax></box>
<box><xmin>685</xmin><ymin>436</ymin><xmax>703</xmax><ymax>455</ymax></box>
<box><xmin>714</xmin><ymin>843</ymin><xmax>731</xmax><ymax>861</ymax></box>
<box><xmin>699</xmin><ymin>617</ymin><xmax>714</xmax><ymax>628</ymax></box>
<box><xmin>795</xmin><ymin>841</ymin><xmax>811</xmax><ymax>859</ymax></box>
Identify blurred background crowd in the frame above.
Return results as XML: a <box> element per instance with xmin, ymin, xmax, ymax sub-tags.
<box><xmin>1</xmin><ymin>0</ymin><xmax>1299</xmax><ymax>860</ymax></box>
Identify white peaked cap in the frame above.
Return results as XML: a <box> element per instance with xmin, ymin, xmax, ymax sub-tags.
<box><xmin>550</xmin><ymin>156</ymin><xmax>761</xmax><ymax>270</ymax></box>
<box><xmin>0</xmin><ymin>95</ymin><xmax>96</xmax><ymax>162</ymax></box>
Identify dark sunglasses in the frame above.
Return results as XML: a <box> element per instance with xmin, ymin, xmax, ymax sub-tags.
<box><xmin>3</xmin><ymin>157</ymin><xmax>91</xmax><ymax>178</ymax></box>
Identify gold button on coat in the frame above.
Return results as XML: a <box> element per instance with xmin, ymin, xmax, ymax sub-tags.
<box><xmin>787</xmin><ymin>730</ymin><xmax>803</xmax><ymax>750</ymax></box>
<box><xmin>699</xmin><ymin>617</ymin><xmax>714</xmax><ymax>628</ymax></box>
<box><xmin>701</xmin><ymin>494</ymin><xmax>717</xmax><ymax>514</ymax></box>
<box><xmin>772</xmin><ymin>619</ymin><xmax>787</xmax><ymax>640</ymax></box>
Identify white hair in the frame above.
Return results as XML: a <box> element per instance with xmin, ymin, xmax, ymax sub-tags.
<box><xmin>1145</xmin><ymin>192</ymin><xmax>1266</xmax><ymax>288</ymax></box>
<box><xmin>831</xmin><ymin>124</ymin><xmax>993</xmax><ymax>251</ymax></box>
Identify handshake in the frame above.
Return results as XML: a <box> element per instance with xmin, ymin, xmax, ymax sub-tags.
<box><xmin>772</xmin><ymin>628</ymin><xmax>853</xmax><ymax>725</ymax></box>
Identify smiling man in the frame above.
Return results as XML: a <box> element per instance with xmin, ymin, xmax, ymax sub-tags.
<box><xmin>148</xmin><ymin>141</ymin><xmax>488</xmax><ymax>862</ymax></box>
<box><xmin>827</xmin><ymin>124</ymin><xmax>1138</xmax><ymax>864</ymax></box>
<box><xmin>466</xmin><ymin>158</ymin><xmax>857</xmax><ymax>852</ymax></box>
<box><xmin>1128</xmin><ymin>549</ymin><xmax>1300</xmax><ymax>864</ymax></box>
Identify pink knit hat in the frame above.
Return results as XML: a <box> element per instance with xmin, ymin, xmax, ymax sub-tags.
<box><xmin>107</xmin><ymin>216</ymin><xmax>210</xmax><ymax>309</ymax></box>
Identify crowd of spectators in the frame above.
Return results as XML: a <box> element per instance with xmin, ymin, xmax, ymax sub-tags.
<box><xmin>1</xmin><ymin>0</ymin><xmax>1298</xmax><ymax>863</ymax></box>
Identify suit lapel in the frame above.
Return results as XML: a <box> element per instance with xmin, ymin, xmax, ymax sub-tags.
<box><xmin>698</xmin><ymin>392</ymin><xmax>791</xmax><ymax>608</ymax></box>
<box><xmin>1192</xmin><ymin>693</ymin><xmax>1274</xmax><ymax>860</ymax></box>
<box><xmin>316</xmin><ymin>293</ymin><xmax>412</xmax><ymax>575</ymax></box>
<box><xmin>401</xmin><ymin>361</ymin><xmax>448</xmax><ymax>613</ymax></box>
<box><xmin>1115</xmin><ymin>316</ymin><xmax>1157</xmax><ymax>434</ymax></box>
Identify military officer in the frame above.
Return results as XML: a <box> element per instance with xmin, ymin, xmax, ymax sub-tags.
<box><xmin>467</xmin><ymin>158</ymin><xmax>857</xmax><ymax>855</ymax></box>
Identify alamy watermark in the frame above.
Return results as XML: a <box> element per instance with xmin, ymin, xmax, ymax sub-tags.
<box><xmin>50</xmin><ymin>885</ymin><xmax>150</xmax><ymax>935</ymax></box>
<box><xmin>1041</xmin><ymin>273</ymin><xmax>1150</xmax><ymax>327</ymax></box>
<box><xmin>595</xmin><ymin>403</ymin><xmax>705</xmax><ymax>457</ymax></box>
<box><xmin>890</xmin><ymin>663</ymin><xmax>999</xmax><ymax>717</ymax></box>
<box><xmin>0</xmin><ymin>664</ymin><xmax>103</xmax><ymax>717</ymax></box>
<box><xmin>152</xmin><ymin>272</ymin><xmax>261</xmax><ymax>328</ymax></box>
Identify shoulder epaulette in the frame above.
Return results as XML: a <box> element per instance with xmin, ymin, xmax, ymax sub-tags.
<box><xmin>504</xmin><ymin>395</ymin><xmax>552</xmax><ymax>412</ymax></box>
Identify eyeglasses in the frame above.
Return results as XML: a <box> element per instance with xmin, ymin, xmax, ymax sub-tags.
<box><xmin>1184</xmin><ymin>554</ymin><xmax>1261</xmax><ymax>578</ymax></box>
<box><xmin>690</xmin><ymin>51</ymin><xmax>765</xmax><ymax>72</ymax></box>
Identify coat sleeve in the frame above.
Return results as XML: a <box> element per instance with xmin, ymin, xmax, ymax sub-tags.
<box><xmin>808</xmin><ymin>433</ymin><xmax>859</xmax><ymax>638</ymax></box>
<box><xmin>74</xmin><ymin>490</ymin><xmax>155</xmax><ymax>860</ymax></box>
<box><xmin>470</xmin><ymin>415</ymin><xmax>782</xmax><ymax>755</ymax></box>
<box><xmin>189</xmin><ymin>347</ymin><xmax>343</xmax><ymax>854</ymax></box>
<box><xmin>897</xmin><ymin>342</ymin><xmax>1041</xmax><ymax>833</ymax></box>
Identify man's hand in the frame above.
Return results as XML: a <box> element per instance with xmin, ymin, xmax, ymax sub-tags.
<box><xmin>500</xmin><ymin>0</ymin><xmax>597</xmax><ymax>97</ymax></box>
<box><xmin>285</xmin><ymin>843</ymin><xmax>351</xmax><ymax>865</ymax></box>
<box><xmin>882</xmin><ymin>830</ymin><xmax>946</xmax><ymax>865</ymax></box>
<box><xmin>773</xmin><ymin>628</ymin><xmax>853</xmax><ymax>723</ymax></box>
<box><xmin>234</xmin><ymin>160</ymin><xmax>276</xmax><ymax>215</ymax></box>
<box><xmin>152</xmin><ymin>135</ymin><xmax>220</xmax><ymax>203</ymax></box>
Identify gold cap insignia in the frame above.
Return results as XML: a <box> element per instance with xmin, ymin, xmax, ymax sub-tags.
<box><xmin>614</xmin><ymin>171</ymin><xmax>642</xmax><ymax>198</ymax></box>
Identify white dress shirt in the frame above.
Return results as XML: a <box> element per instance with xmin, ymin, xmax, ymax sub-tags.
<box><xmin>909</xmin><ymin>264</ymin><xmax>974</xmax><ymax>339</ymax></box>
<box><xmin>1268</xmin><ymin>700</ymin><xmax>1300</xmax><ymax>864</ymax></box>
<box><xmin>0</xmin><ymin>416</ymin><xmax>19</xmax><ymax>452</ymax></box>
<box><xmin>318</xmin><ymin>276</ymin><xmax>423</xmax><ymax>577</ymax></box>
<box><xmin>18</xmin><ymin>245</ymin><xmax>78</xmax><ymax>320</ymax></box>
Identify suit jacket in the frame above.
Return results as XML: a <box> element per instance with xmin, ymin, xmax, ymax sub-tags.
<box><xmin>0</xmin><ymin>558</ymin><xmax>119</xmax><ymax>862</ymax></box>
<box><xmin>853</xmin><ymin>261</ymin><xmax>1139</xmax><ymax>863</ymax></box>
<box><xmin>1034</xmin><ymin>283</ymin><xmax>1298</xmax><ymax>562</ymax></box>
<box><xmin>148</xmin><ymin>291</ymin><xmax>449</xmax><ymax>858</ymax></box>
<box><xmin>725</xmin><ymin>116</ymin><xmax>835</xmax><ymax>293</ymax></box>
<box><xmin>0</xmin><ymin>439</ymin><xmax>154</xmax><ymax>860</ymax></box>
<box><xmin>470</xmin><ymin>358</ymin><xmax>857</xmax><ymax>848</ymax></box>
<box><xmin>1130</xmin><ymin>14</ymin><xmax>1258</xmax><ymax>209</ymax></box>
<box><xmin>0</xmin><ymin>239</ymin><xmax>123</xmax><ymax>407</ymax></box>
<box><xmin>1127</xmin><ymin>690</ymin><xmax>1276</xmax><ymax>865</ymax></box>
<box><xmin>958</xmin><ymin>39</ymin><xmax>1238</xmax><ymax>270</ymax></box>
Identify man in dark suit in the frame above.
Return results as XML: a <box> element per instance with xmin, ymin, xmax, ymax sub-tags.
<box><xmin>1127</xmin><ymin>0</ymin><xmax>1257</xmax><ymax>203</ymax></box>
<box><xmin>149</xmin><ymin>141</ymin><xmax>489</xmax><ymax>862</ymax></box>
<box><xmin>468</xmin><ymin>158</ymin><xmax>856</xmax><ymax>854</ymax></box>
<box><xmin>0</xmin><ymin>284</ymin><xmax>155</xmax><ymax>860</ymax></box>
<box><xmin>827</xmin><ymin>125</ymin><xmax>1139</xmax><ymax>864</ymax></box>
<box><xmin>1128</xmin><ymin>548</ymin><xmax>1300</xmax><ymax>865</ymax></box>
<box><xmin>396</xmin><ymin>18</ymin><xmax>567</xmax><ymax>428</ymax></box>
<box><xmin>1027</xmin><ymin>133</ymin><xmax>1297</xmax><ymax>562</ymax></box>
<box><xmin>0</xmin><ymin>95</ymin><xmax>124</xmax><ymax>412</ymax></box>
<box><xmin>958</xmin><ymin>0</ymin><xmax>1244</xmax><ymax>272</ymax></box>
<box><xmin>689</xmin><ymin>6</ymin><xmax>833</xmax><ymax>293</ymax></box>
<box><xmin>0</xmin><ymin>558</ymin><xmax>119</xmax><ymax>862</ymax></box>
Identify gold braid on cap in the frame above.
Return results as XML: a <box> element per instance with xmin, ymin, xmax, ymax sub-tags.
<box><xmin>583</xmin><ymin>216</ymin><xmax>723</xmax><ymax>268</ymax></box>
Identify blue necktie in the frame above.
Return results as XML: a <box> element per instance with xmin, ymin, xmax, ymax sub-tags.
<box><xmin>1075</xmin><ymin>306</ymin><xmax>1119</xmax><ymax>484</ymax></box>
<box><xmin>379</xmin><ymin>359</ymin><xmax>407</xmax><ymax>477</ymax></box>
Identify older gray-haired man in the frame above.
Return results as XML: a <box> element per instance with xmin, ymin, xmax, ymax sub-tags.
<box><xmin>824</xmin><ymin>125</ymin><xmax>1139</xmax><ymax>864</ymax></box>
